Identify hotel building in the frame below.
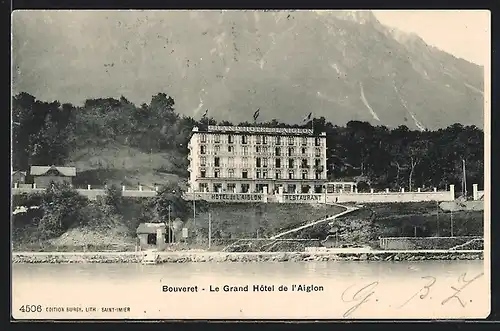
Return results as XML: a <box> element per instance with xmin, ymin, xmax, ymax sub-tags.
<box><xmin>187</xmin><ymin>125</ymin><xmax>328</xmax><ymax>194</ymax></box>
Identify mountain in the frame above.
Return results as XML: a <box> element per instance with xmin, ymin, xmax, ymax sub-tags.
<box><xmin>12</xmin><ymin>10</ymin><xmax>484</xmax><ymax>130</ymax></box>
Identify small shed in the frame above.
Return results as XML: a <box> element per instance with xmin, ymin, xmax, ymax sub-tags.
<box><xmin>30</xmin><ymin>165</ymin><xmax>77</xmax><ymax>188</ymax></box>
<box><xmin>136</xmin><ymin>222</ymin><xmax>172</xmax><ymax>250</ymax></box>
<box><xmin>12</xmin><ymin>171</ymin><xmax>27</xmax><ymax>186</ymax></box>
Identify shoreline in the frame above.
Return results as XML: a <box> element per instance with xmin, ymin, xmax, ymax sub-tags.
<box><xmin>12</xmin><ymin>250</ymin><xmax>483</xmax><ymax>264</ymax></box>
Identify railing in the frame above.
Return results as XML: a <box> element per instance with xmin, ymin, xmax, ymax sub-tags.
<box><xmin>378</xmin><ymin>236</ymin><xmax>482</xmax><ymax>250</ymax></box>
<box><xmin>11</xmin><ymin>184</ymin><xmax>159</xmax><ymax>199</ymax></box>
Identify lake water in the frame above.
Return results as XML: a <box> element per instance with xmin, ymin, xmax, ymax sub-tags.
<box><xmin>12</xmin><ymin>260</ymin><xmax>489</xmax><ymax>320</ymax></box>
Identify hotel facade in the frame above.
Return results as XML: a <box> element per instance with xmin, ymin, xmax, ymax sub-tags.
<box><xmin>187</xmin><ymin>125</ymin><xmax>328</xmax><ymax>195</ymax></box>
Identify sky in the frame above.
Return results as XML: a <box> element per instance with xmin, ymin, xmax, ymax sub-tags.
<box><xmin>373</xmin><ymin>10</ymin><xmax>490</xmax><ymax>66</ymax></box>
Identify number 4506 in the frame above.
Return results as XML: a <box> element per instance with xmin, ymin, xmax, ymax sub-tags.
<box><xmin>19</xmin><ymin>305</ymin><xmax>42</xmax><ymax>313</ymax></box>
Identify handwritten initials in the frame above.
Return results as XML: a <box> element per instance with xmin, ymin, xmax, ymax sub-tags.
<box><xmin>341</xmin><ymin>281</ymin><xmax>379</xmax><ymax>318</ymax></box>
<box><xmin>398</xmin><ymin>276</ymin><xmax>436</xmax><ymax>308</ymax></box>
<box><xmin>441</xmin><ymin>272</ymin><xmax>484</xmax><ymax>307</ymax></box>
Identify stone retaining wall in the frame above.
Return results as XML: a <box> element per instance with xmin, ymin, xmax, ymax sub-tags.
<box><xmin>12</xmin><ymin>251</ymin><xmax>483</xmax><ymax>264</ymax></box>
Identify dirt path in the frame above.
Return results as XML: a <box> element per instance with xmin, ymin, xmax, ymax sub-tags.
<box><xmin>269</xmin><ymin>203</ymin><xmax>359</xmax><ymax>240</ymax></box>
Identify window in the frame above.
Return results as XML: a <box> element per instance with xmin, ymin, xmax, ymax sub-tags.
<box><xmin>256</xmin><ymin>170</ymin><xmax>261</xmax><ymax>179</ymax></box>
<box><xmin>228</xmin><ymin>145</ymin><xmax>233</xmax><ymax>152</ymax></box>
<box><xmin>147</xmin><ymin>233</ymin><xmax>157</xmax><ymax>245</ymax></box>
<box><xmin>255</xmin><ymin>146</ymin><xmax>261</xmax><ymax>153</ymax></box>
<box><xmin>228</xmin><ymin>157</ymin><xmax>234</xmax><ymax>167</ymax></box>
<box><xmin>214</xmin><ymin>134</ymin><xmax>220</xmax><ymax>143</ymax></box>
<box><xmin>263</xmin><ymin>171</ymin><xmax>267</xmax><ymax>178</ymax></box>
<box><xmin>263</xmin><ymin>158</ymin><xmax>268</xmax><ymax>168</ymax></box>
<box><xmin>214</xmin><ymin>145</ymin><xmax>220</xmax><ymax>153</ymax></box>
<box><xmin>256</xmin><ymin>157</ymin><xmax>262</xmax><ymax>168</ymax></box>
<box><xmin>302</xmin><ymin>159</ymin><xmax>308</xmax><ymax>168</ymax></box>
<box><xmin>200</xmin><ymin>134</ymin><xmax>207</xmax><ymax>143</ymax></box>
<box><xmin>227</xmin><ymin>183</ymin><xmax>236</xmax><ymax>192</ymax></box>
<box><xmin>315</xmin><ymin>159</ymin><xmax>321</xmax><ymax>167</ymax></box>
<box><xmin>200</xmin><ymin>183</ymin><xmax>208</xmax><ymax>192</ymax></box>
<box><xmin>275</xmin><ymin>147</ymin><xmax>281</xmax><ymax>156</ymax></box>
<box><xmin>241</xmin><ymin>184</ymin><xmax>249</xmax><ymax>193</ymax></box>
<box><xmin>275</xmin><ymin>170</ymin><xmax>281</xmax><ymax>179</ymax></box>
<box><xmin>243</xmin><ymin>146</ymin><xmax>249</xmax><ymax>155</ymax></box>
<box><xmin>214</xmin><ymin>157</ymin><xmax>220</xmax><ymax>167</ymax></box>
<box><xmin>256</xmin><ymin>136</ymin><xmax>262</xmax><ymax>144</ymax></box>
<box><xmin>315</xmin><ymin>172</ymin><xmax>321</xmax><ymax>180</ymax></box>
<box><xmin>302</xmin><ymin>147</ymin><xmax>306</xmax><ymax>154</ymax></box>
<box><xmin>315</xmin><ymin>148</ymin><xmax>321</xmax><ymax>157</ymax></box>
<box><xmin>288</xmin><ymin>137</ymin><xmax>294</xmax><ymax>145</ymax></box>
<box><xmin>228</xmin><ymin>135</ymin><xmax>234</xmax><ymax>144</ymax></box>
<box><xmin>200</xmin><ymin>170</ymin><xmax>206</xmax><ymax>178</ymax></box>
<box><xmin>262</xmin><ymin>136</ymin><xmax>268</xmax><ymax>145</ymax></box>
<box><xmin>242</xmin><ymin>157</ymin><xmax>248</xmax><ymax>167</ymax></box>
<box><xmin>288</xmin><ymin>147</ymin><xmax>294</xmax><ymax>156</ymax></box>
<box><xmin>262</xmin><ymin>146</ymin><xmax>268</xmax><ymax>153</ymax></box>
<box><xmin>275</xmin><ymin>158</ymin><xmax>281</xmax><ymax>168</ymax></box>
<box><xmin>288</xmin><ymin>159</ymin><xmax>294</xmax><ymax>169</ymax></box>
<box><xmin>288</xmin><ymin>171</ymin><xmax>294</xmax><ymax>179</ymax></box>
<box><xmin>275</xmin><ymin>136</ymin><xmax>281</xmax><ymax>145</ymax></box>
<box><xmin>302</xmin><ymin>170</ymin><xmax>308</xmax><ymax>180</ymax></box>
<box><xmin>242</xmin><ymin>170</ymin><xmax>248</xmax><ymax>179</ymax></box>
<box><xmin>200</xmin><ymin>145</ymin><xmax>206</xmax><ymax>154</ymax></box>
<box><xmin>214</xmin><ymin>169</ymin><xmax>220</xmax><ymax>178</ymax></box>
<box><xmin>302</xmin><ymin>137</ymin><xmax>307</xmax><ymax>146</ymax></box>
<box><xmin>315</xmin><ymin>137</ymin><xmax>321</xmax><ymax>146</ymax></box>
<box><xmin>200</xmin><ymin>157</ymin><xmax>206</xmax><ymax>166</ymax></box>
<box><xmin>242</xmin><ymin>135</ymin><xmax>248</xmax><ymax>144</ymax></box>
<box><xmin>228</xmin><ymin>169</ymin><xmax>234</xmax><ymax>178</ymax></box>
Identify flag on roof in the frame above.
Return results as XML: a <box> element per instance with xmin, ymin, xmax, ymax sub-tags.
<box><xmin>303</xmin><ymin>112</ymin><xmax>313</xmax><ymax>122</ymax></box>
<box><xmin>201</xmin><ymin>109</ymin><xmax>208</xmax><ymax>119</ymax></box>
<box><xmin>253</xmin><ymin>108</ymin><xmax>260</xmax><ymax>121</ymax></box>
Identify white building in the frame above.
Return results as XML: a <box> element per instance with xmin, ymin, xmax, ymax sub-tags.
<box><xmin>187</xmin><ymin>125</ymin><xmax>328</xmax><ymax>194</ymax></box>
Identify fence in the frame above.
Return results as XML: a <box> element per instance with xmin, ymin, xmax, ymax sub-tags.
<box><xmin>185</xmin><ymin>185</ymin><xmax>456</xmax><ymax>204</ymax></box>
<box><xmin>221</xmin><ymin>238</ymin><xmax>322</xmax><ymax>252</ymax></box>
<box><xmin>11</xmin><ymin>184</ymin><xmax>158</xmax><ymax>200</ymax></box>
<box><xmin>378</xmin><ymin>236</ymin><xmax>482</xmax><ymax>250</ymax></box>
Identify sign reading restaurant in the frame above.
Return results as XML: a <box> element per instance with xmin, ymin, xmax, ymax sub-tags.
<box><xmin>207</xmin><ymin>125</ymin><xmax>314</xmax><ymax>135</ymax></box>
<box><xmin>284</xmin><ymin>194</ymin><xmax>322</xmax><ymax>202</ymax></box>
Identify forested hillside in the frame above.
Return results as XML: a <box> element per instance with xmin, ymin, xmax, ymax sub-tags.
<box><xmin>12</xmin><ymin>92</ymin><xmax>483</xmax><ymax>193</ymax></box>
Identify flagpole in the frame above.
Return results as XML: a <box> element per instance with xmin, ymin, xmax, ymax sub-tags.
<box><xmin>311</xmin><ymin>112</ymin><xmax>314</xmax><ymax>134</ymax></box>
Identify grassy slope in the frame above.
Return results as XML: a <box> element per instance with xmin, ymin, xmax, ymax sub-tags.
<box><xmin>190</xmin><ymin>202</ymin><xmax>346</xmax><ymax>239</ymax></box>
<box><xmin>300</xmin><ymin>202</ymin><xmax>484</xmax><ymax>248</ymax></box>
<box><xmin>65</xmin><ymin>142</ymin><xmax>187</xmax><ymax>188</ymax></box>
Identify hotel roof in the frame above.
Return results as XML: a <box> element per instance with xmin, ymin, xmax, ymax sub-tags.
<box><xmin>193</xmin><ymin>125</ymin><xmax>326</xmax><ymax>136</ymax></box>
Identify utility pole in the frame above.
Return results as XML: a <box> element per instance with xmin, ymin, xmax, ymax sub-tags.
<box><xmin>463</xmin><ymin>159</ymin><xmax>467</xmax><ymax>199</ymax></box>
<box><xmin>208</xmin><ymin>212</ymin><xmax>212</xmax><ymax>250</ymax></box>
<box><xmin>450</xmin><ymin>208</ymin><xmax>454</xmax><ymax>237</ymax></box>
<box><xmin>168</xmin><ymin>204</ymin><xmax>172</xmax><ymax>244</ymax></box>
<box><xmin>436</xmin><ymin>200</ymin><xmax>440</xmax><ymax>236</ymax></box>
<box><xmin>193</xmin><ymin>192</ymin><xmax>196</xmax><ymax>228</ymax></box>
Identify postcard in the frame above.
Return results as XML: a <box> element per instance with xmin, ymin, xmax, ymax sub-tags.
<box><xmin>11</xmin><ymin>9</ymin><xmax>490</xmax><ymax>320</ymax></box>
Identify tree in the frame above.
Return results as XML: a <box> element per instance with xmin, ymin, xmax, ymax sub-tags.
<box><xmin>152</xmin><ymin>182</ymin><xmax>187</xmax><ymax>223</ymax></box>
<box><xmin>407</xmin><ymin>138</ymin><xmax>430</xmax><ymax>191</ymax></box>
<box><xmin>37</xmin><ymin>183</ymin><xmax>89</xmax><ymax>239</ymax></box>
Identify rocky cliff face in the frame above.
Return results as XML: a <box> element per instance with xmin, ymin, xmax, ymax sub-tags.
<box><xmin>12</xmin><ymin>10</ymin><xmax>484</xmax><ymax>129</ymax></box>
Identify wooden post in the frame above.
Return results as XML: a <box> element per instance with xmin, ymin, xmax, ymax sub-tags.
<box><xmin>168</xmin><ymin>205</ymin><xmax>172</xmax><ymax>244</ymax></box>
<box><xmin>208</xmin><ymin>212</ymin><xmax>212</xmax><ymax>250</ymax></box>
